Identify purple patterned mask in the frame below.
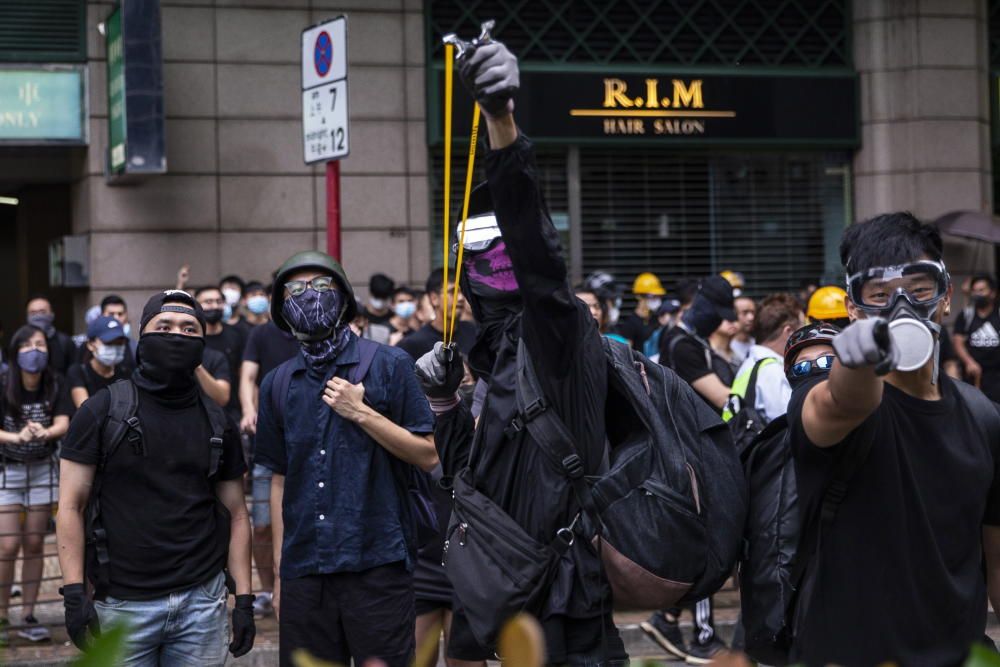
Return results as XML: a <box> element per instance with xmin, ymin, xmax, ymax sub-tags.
<box><xmin>464</xmin><ymin>241</ymin><xmax>519</xmax><ymax>297</ymax></box>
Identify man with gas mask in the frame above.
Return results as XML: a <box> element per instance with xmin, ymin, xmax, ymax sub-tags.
<box><xmin>785</xmin><ymin>213</ymin><xmax>1000</xmax><ymax>665</ymax></box>
<box><xmin>414</xmin><ymin>38</ymin><xmax>628</xmax><ymax>665</ymax></box>
<box><xmin>56</xmin><ymin>290</ymin><xmax>255</xmax><ymax>664</ymax></box>
<box><xmin>253</xmin><ymin>251</ymin><xmax>437</xmax><ymax>667</ymax></box>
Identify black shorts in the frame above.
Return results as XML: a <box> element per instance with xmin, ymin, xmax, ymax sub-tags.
<box><xmin>413</xmin><ymin>554</ymin><xmax>452</xmax><ymax>617</ymax></box>
<box><xmin>278</xmin><ymin>562</ymin><xmax>415</xmax><ymax>667</ymax></box>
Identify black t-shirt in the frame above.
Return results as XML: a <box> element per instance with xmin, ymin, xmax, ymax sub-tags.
<box><xmin>615</xmin><ymin>312</ymin><xmax>658</xmax><ymax>351</ymax></box>
<box><xmin>67</xmin><ymin>363</ymin><xmax>129</xmax><ymax>400</ymax></box>
<box><xmin>396</xmin><ymin>321</ymin><xmax>478</xmax><ymax>361</ymax></box>
<box><xmin>1</xmin><ymin>379</ymin><xmax>74</xmax><ymax>462</ymax></box>
<box><xmin>47</xmin><ymin>331</ymin><xmax>77</xmax><ymax>377</ymax></box>
<box><xmin>201</xmin><ymin>348</ymin><xmax>230</xmax><ymax>384</ymax></box>
<box><xmin>787</xmin><ymin>374</ymin><xmax>1000</xmax><ymax>666</ymax></box>
<box><xmin>205</xmin><ymin>324</ymin><xmax>246</xmax><ymax>418</ymax></box>
<box><xmin>243</xmin><ymin>322</ymin><xmax>299</xmax><ymax>385</ymax></box>
<box><xmin>60</xmin><ymin>385</ymin><xmax>246</xmax><ymax>600</ymax></box>
<box><xmin>367</xmin><ymin>310</ymin><xmax>393</xmax><ymax>327</ymax></box>
<box><xmin>955</xmin><ymin>307</ymin><xmax>1000</xmax><ymax>401</ymax></box>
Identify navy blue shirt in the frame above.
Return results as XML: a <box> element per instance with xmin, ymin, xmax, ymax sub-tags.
<box><xmin>255</xmin><ymin>333</ymin><xmax>435</xmax><ymax>580</ymax></box>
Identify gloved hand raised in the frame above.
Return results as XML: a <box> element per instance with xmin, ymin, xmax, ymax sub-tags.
<box><xmin>61</xmin><ymin>583</ymin><xmax>100</xmax><ymax>651</ymax></box>
<box><xmin>229</xmin><ymin>594</ymin><xmax>256</xmax><ymax>657</ymax></box>
<box><xmin>458</xmin><ymin>41</ymin><xmax>519</xmax><ymax>118</ymax></box>
<box><xmin>416</xmin><ymin>342</ymin><xmax>465</xmax><ymax>399</ymax></box>
<box><xmin>832</xmin><ymin>318</ymin><xmax>898</xmax><ymax>376</ymax></box>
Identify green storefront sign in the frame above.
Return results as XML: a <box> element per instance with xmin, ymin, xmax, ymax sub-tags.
<box><xmin>106</xmin><ymin>7</ymin><xmax>125</xmax><ymax>172</ymax></box>
<box><xmin>0</xmin><ymin>67</ymin><xmax>85</xmax><ymax>143</ymax></box>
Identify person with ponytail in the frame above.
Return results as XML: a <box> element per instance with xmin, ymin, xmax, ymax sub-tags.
<box><xmin>0</xmin><ymin>324</ymin><xmax>73</xmax><ymax>644</ymax></box>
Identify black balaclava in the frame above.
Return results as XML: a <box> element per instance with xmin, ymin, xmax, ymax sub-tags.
<box><xmin>682</xmin><ymin>294</ymin><xmax>723</xmax><ymax>339</ymax></box>
<box><xmin>133</xmin><ymin>291</ymin><xmax>207</xmax><ymax>398</ymax></box>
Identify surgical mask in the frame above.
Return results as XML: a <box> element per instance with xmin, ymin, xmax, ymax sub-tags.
<box><xmin>18</xmin><ymin>348</ymin><xmax>48</xmax><ymax>373</ymax></box>
<box><xmin>682</xmin><ymin>294</ymin><xmax>723</xmax><ymax>338</ymax></box>
<box><xmin>247</xmin><ymin>295</ymin><xmax>269</xmax><ymax>315</ymax></box>
<box><xmin>646</xmin><ymin>297</ymin><xmax>663</xmax><ymax>312</ymax></box>
<box><xmin>94</xmin><ymin>342</ymin><xmax>126</xmax><ymax>367</ymax></box>
<box><xmin>608</xmin><ymin>306</ymin><xmax>621</xmax><ymax>327</ymax></box>
<box><xmin>394</xmin><ymin>301</ymin><xmax>417</xmax><ymax>319</ymax></box>
<box><xmin>222</xmin><ymin>288</ymin><xmax>241</xmax><ymax>307</ymax></box>
<box><xmin>27</xmin><ymin>313</ymin><xmax>55</xmax><ymax>337</ymax></box>
<box><xmin>369</xmin><ymin>298</ymin><xmax>387</xmax><ymax>311</ymax></box>
<box><xmin>223</xmin><ymin>305</ymin><xmax>233</xmax><ymax>321</ymax></box>
<box><xmin>203</xmin><ymin>308</ymin><xmax>224</xmax><ymax>325</ymax></box>
<box><xmin>123</xmin><ymin>323</ymin><xmax>132</xmax><ymax>338</ymax></box>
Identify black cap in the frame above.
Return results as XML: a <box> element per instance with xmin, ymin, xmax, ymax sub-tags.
<box><xmin>139</xmin><ymin>290</ymin><xmax>206</xmax><ymax>334</ymax></box>
<box><xmin>699</xmin><ymin>276</ymin><xmax>737</xmax><ymax>321</ymax></box>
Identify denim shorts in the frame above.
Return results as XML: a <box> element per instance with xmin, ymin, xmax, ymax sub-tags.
<box><xmin>94</xmin><ymin>571</ymin><xmax>229</xmax><ymax>667</ymax></box>
<box><xmin>0</xmin><ymin>460</ymin><xmax>57</xmax><ymax>507</ymax></box>
<box><xmin>251</xmin><ymin>463</ymin><xmax>272</xmax><ymax>527</ymax></box>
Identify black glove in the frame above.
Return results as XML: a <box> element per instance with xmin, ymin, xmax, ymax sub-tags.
<box><xmin>230</xmin><ymin>594</ymin><xmax>256</xmax><ymax>657</ymax></box>
<box><xmin>415</xmin><ymin>342</ymin><xmax>465</xmax><ymax>399</ymax></box>
<box><xmin>61</xmin><ymin>583</ymin><xmax>100</xmax><ymax>651</ymax></box>
<box><xmin>458</xmin><ymin>41</ymin><xmax>519</xmax><ymax>117</ymax></box>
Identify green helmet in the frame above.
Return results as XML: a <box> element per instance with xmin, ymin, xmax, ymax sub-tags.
<box><xmin>271</xmin><ymin>251</ymin><xmax>357</xmax><ymax>333</ymax></box>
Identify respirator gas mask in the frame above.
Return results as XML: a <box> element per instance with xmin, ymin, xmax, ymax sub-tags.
<box><xmin>846</xmin><ymin>259</ymin><xmax>950</xmax><ymax>382</ymax></box>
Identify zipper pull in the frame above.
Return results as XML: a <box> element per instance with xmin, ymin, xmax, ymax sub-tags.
<box><xmin>459</xmin><ymin>522</ymin><xmax>469</xmax><ymax>546</ymax></box>
<box><xmin>441</xmin><ymin>539</ymin><xmax>450</xmax><ymax>566</ymax></box>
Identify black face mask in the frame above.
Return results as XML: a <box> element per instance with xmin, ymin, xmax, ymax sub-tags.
<box><xmin>973</xmin><ymin>295</ymin><xmax>992</xmax><ymax>309</ymax></box>
<box><xmin>682</xmin><ymin>294</ymin><xmax>723</xmax><ymax>338</ymax></box>
<box><xmin>134</xmin><ymin>333</ymin><xmax>205</xmax><ymax>394</ymax></box>
<box><xmin>203</xmin><ymin>308</ymin><xmax>224</xmax><ymax>325</ymax></box>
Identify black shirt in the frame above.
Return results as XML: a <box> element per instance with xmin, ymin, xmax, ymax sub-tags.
<box><xmin>396</xmin><ymin>321</ymin><xmax>478</xmax><ymax>361</ymax></box>
<box><xmin>788</xmin><ymin>374</ymin><xmax>1000</xmax><ymax>666</ymax></box>
<box><xmin>202</xmin><ymin>348</ymin><xmax>230</xmax><ymax>384</ymax></box>
<box><xmin>47</xmin><ymin>331</ymin><xmax>77</xmax><ymax>377</ymax></box>
<box><xmin>955</xmin><ymin>307</ymin><xmax>1000</xmax><ymax>401</ymax></box>
<box><xmin>615</xmin><ymin>312</ymin><xmax>658</xmax><ymax>351</ymax></box>
<box><xmin>243</xmin><ymin>322</ymin><xmax>299</xmax><ymax>385</ymax></box>
<box><xmin>67</xmin><ymin>362</ymin><xmax>129</xmax><ymax>399</ymax></box>
<box><xmin>205</xmin><ymin>324</ymin><xmax>246</xmax><ymax>418</ymax></box>
<box><xmin>1</xmin><ymin>380</ymin><xmax>74</xmax><ymax>462</ymax></box>
<box><xmin>60</xmin><ymin>385</ymin><xmax>246</xmax><ymax>600</ymax></box>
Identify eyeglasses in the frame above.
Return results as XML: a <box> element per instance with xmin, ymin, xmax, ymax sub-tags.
<box><xmin>284</xmin><ymin>276</ymin><xmax>335</xmax><ymax>297</ymax></box>
<box><xmin>788</xmin><ymin>354</ymin><xmax>836</xmax><ymax>378</ymax></box>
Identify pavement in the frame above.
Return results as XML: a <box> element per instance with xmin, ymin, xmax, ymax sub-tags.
<box><xmin>2</xmin><ymin>545</ymin><xmax>999</xmax><ymax>666</ymax></box>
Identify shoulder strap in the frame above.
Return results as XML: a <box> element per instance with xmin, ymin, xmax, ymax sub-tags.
<box><xmin>741</xmin><ymin>358</ymin><xmax>770</xmax><ymax>408</ymax></box>
<box><xmin>199</xmin><ymin>391</ymin><xmax>227</xmax><ymax>478</ymax></box>
<box><xmin>105</xmin><ymin>380</ymin><xmax>141</xmax><ymax>463</ymax></box>
<box><xmin>350</xmin><ymin>337</ymin><xmax>380</xmax><ymax>385</ymax></box>
<box><xmin>513</xmin><ymin>340</ymin><xmax>601</xmax><ymax>530</ymax></box>
<box><xmin>953</xmin><ymin>379</ymin><xmax>1000</xmax><ymax>445</ymax></box>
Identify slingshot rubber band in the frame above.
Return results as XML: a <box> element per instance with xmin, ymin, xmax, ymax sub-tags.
<box><xmin>448</xmin><ymin>103</ymin><xmax>481</xmax><ymax>344</ymax></box>
<box><xmin>441</xmin><ymin>42</ymin><xmax>454</xmax><ymax>343</ymax></box>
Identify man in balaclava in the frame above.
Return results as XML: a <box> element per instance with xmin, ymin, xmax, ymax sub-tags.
<box><xmin>252</xmin><ymin>251</ymin><xmax>437</xmax><ymax>667</ymax></box>
<box><xmin>414</xmin><ymin>39</ymin><xmax>627</xmax><ymax>665</ymax></box>
<box><xmin>57</xmin><ymin>290</ymin><xmax>254</xmax><ymax>665</ymax></box>
<box><xmin>648</xmin><ymin>275</ymin><xmax>737</xmax><ymax>661</ymax></box>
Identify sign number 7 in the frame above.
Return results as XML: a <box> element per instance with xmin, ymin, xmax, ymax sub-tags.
<box><xmin>329</xmin><ymin>87</ymin><xmax>337</xmax><ymax>111</ymax></box>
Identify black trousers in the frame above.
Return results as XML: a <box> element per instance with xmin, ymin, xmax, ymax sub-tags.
<box><xmin>278</xmin><ymin>562</ymin><xmax>415</xmax><ymax>667</ymax></box>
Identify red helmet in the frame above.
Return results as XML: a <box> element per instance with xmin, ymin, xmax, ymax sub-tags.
<box><xmin>784</xmin><ymin>322</ymin><xmax>842</xmax><ymax>374</ymax></box>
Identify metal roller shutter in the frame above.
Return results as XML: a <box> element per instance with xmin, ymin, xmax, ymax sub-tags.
<box><xmin>0</xmin><ymin>0</ymin><xmax>86</xmax><ymax>63</ymax></box>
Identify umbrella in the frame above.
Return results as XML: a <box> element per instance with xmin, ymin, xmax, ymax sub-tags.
<box><xmin>934</xmin><ymin>210</ymin><xmax>1000</xmax><ymax>244</ymax></box>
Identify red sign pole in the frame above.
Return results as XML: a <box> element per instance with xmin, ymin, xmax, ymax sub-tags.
<box><xmin>326</xmin><ymin>160</ymin><xmax>342</xmax><ymax>261</ymax></box>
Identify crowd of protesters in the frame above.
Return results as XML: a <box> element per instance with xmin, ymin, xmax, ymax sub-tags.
<box><xmin>0</xmin><ymin>36</ymin><xmax>997</xmax><ymax>667</ymax></box>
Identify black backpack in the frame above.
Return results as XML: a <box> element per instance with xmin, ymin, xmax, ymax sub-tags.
<box><xmin>444</xmin><ymin>337</ymin><xmax>747</xmax><ymax>647</ymax></box>
<box><xmin>268</xmin><ymin>337</ymin><xmax>439</xmax><ymax>549</ymax></box>
<box><xmin>85</xmin><ymin>379</ymin><xmax>228</xmax><ymax>600</ymax></box>
<box><xmin>739</xmin><ymin>379</ymin><xmax>1000</xmax><ymax>665</ymax></box>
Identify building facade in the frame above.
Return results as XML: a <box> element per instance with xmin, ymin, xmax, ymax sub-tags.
<box><xmin>0</xmin><ymin>0</ymin><xmax>993</xmax><ymax>334</ymax></box>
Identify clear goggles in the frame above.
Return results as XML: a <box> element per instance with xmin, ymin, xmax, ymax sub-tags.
<box><xmin>846</xmin><ymin>260</ymin><xmax>950</xmax><ymax>312</ymax></box>
<box><xmin>453</xmin><ymin>213</ymin><xmax>502</xmax><ymax>254</ymax></box>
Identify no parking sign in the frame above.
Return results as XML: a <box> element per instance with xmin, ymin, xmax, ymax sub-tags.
<box><xmin>301</xmin><ymin>16</ymin><xmax>348</xmax><ymax>163</ymax></box>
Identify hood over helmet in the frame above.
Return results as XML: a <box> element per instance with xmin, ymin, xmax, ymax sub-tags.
<box><xmin>271</xmin><ymin>251</ymin><xmax>357</xmax><ymax>332</ymax></box>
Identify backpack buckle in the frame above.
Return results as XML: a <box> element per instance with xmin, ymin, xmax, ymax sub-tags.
<box><xmin>561</xmin><ymin>454</ymin><xmax>583</xmax><ymax>479</ymax></box>
<box><xmin>503</xmin><ymin>416</ymin><xmax>524</xmax><ymax>440</ymax></box>
<box><xmin>210</xmin><ymin>437</ymin><xmax>223</xmax><ymax>447</ymax></box>
<box><xmin>523</xmin><ymin>397</ymin><xmax>547</xmax><ymax>421</ymax></box>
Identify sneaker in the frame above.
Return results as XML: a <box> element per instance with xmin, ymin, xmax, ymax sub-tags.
<box><xmin>0</xmin><ymin>618</ymin><xmax>9</xmax><ymax>647</ymax></box>
<box><xmin>10</xmin><ymin>584</ymin><xmax>21</xmax><ymax>598</ymax></box>
<box><xmin>640</xmin><ymin>611</ymin><xmax>688</xmax><ymax>660</ymax></box>
<box><xmin>685</xmin><ymin>637</ymin><xmax>728</xmax><ymax>665</ymax></box>
<box><xmin>16</xmin><ymin>615</ymin><xmax>51</xmax><ymax>643</ymax></box>
<box><xmin>253</xmin><ymin>591</ymin><xmax>273</xmax><ymax>617</ymax></box>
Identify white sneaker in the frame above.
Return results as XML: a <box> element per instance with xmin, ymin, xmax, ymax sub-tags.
<box><xmin>16</xmin><ymin>616</ymin><xmax>51</xmax><ymax>642</ymax></box>
<box><xmin>253</xmin><ymin>591</ymin><xmax>273</xmax><ymax>616</ymax></box>
<box><xmin>10</xmin><ymin>584</ymin><xmax>21</xmax><ymax>598</ymax></box>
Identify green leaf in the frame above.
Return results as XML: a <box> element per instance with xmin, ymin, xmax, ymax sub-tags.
<box><xmin>70</xmin><ymin>622</ymin><xmax>129</xmax><ymax>667</ymax></box>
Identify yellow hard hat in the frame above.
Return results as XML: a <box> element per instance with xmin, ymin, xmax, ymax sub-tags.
<box><xmin>720</xmin><ymin>270</ymin><xmax>745</xmax><ymax>289</ymax></box>
<box><xmin>632</xmin><ymin>272</ymin><xmax>666</xmax><ymax>296</ymax></box>
<box><xmin>807</xmin><ymin>285</ymin><xmax>848</xmax><ymax>321</ymax></box>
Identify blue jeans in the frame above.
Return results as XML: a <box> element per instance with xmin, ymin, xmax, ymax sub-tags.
<box><xmin>94</xmin><ymin>571</ymin><xmax>229</xmax><ymax>666</ymax></box>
